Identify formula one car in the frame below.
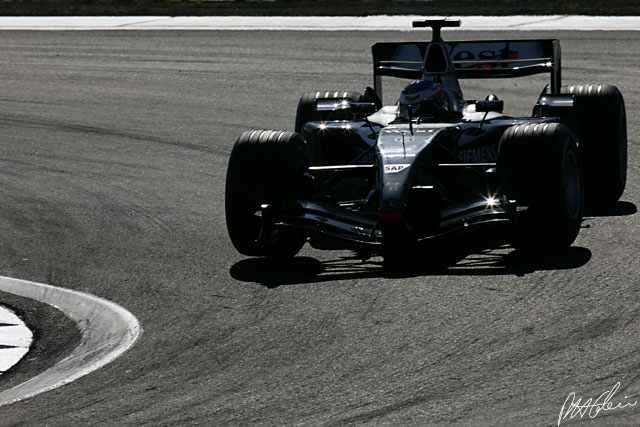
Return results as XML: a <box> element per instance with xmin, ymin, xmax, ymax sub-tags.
<box><xmin>225</xmin><ymin>19</ymin><xmax>627</xmax><ymax>257</ymax></box>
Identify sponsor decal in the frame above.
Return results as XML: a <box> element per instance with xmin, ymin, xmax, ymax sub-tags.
<box><xmin>384</xmin><ymin>164</ymin><xmax>411</xmax><ymax>173</ymax></box>
<box><xmin>448</xmin><ymin>41</ymin><xmax>539</xmax><ymax>70</ymax></box>
<box><xmin>459</xmin><ymin>144</ymin><xmax>498</xmax><ymax>163</ymax></box>
<box><xmin>383</xmin><ymin>181</ymin><xmax>402</xmax><ymax>191</ymax></box>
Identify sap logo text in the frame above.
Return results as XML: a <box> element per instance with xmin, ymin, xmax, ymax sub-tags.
<box><xmin>384</xmin><ymin>164</ymin><xmax>410</xmax><ymax>174</ymax></box>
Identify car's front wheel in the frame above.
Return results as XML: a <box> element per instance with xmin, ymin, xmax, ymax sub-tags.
<box><xmin>498</xmin><ymin>123</ymin><xmax>584</xmax><ymax>249</ymax></box>
<box><xmin>225</xmin><ymin>130</ymin><xmax>308</xmax><ymax>257</ymax></box>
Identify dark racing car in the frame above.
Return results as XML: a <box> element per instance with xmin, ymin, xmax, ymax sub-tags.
<box><xmin>225</xmin><ymin>19</ymin><xmax>627</xmax><ymax>257</ymax></box>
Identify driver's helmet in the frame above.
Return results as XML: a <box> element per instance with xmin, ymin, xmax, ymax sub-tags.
<box><xmin>398</xmin><ymin>80</ymin><xmax>449</xmax><ymax>119</ymax></box>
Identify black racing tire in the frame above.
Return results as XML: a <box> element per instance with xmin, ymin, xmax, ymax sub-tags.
<box><xmin>294</xmin><ymin>90</ymin><xmax>362</xmax><ymax>134</ymax></box>
<box><xmin>560</xmin><ymin>84</ymin><xmax>627</xmax><ymax>204</ymax></box>
<box><xmin>498</xmin><ymin>123</ymin><xmax>583</xmax><ymax>249</ymax></box>
<box><xmin>225</xmin><ymin>130</ymin><xmax>308</xmax><ymax>257</ymax></box>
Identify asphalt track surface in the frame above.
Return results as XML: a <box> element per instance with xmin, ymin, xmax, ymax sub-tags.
<box><xmin>0</xmin><ymin>30</ymin><xmax>638</xmax><ymax>426</ymax></box>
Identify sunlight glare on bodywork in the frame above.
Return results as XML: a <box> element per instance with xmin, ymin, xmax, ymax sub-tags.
<box><xmin>484</xmin><ymin>195</ymin><xmax>498</xmax><ymax>207</ymax></box>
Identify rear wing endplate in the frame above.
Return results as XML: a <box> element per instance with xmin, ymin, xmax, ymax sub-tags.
<box><xmin>372</xmin><ymin>39</ymin><xmax>561</xmax><ymax>101</ymax></box>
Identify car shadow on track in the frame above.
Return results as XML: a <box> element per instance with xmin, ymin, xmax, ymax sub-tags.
<box><xmin>230</xmin><ymin>247</ymin><xmax>593</xmax><ymax>288</ymax></box>
<box><xmin>584</xmin><ymin>200</ymin><xmax>637</xmax><ymax>217</ymax></box>
<box><xmin>230</xmin><ymin>201</ymin><xmax>634</xmax><ymax>288</ymax></box>
<box><xmin>230</xmin><ymin>237</ymin><xmax>592</xmax><ymax>288</ymax></box>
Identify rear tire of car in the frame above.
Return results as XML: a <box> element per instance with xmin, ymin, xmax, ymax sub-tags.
<box><xmin>294</xmin><ymin>90</ymin><xmax>362</xmax><ymax>134</ymax></box>
<box><xmin>498</xmin><ymin>123</ymin><xmax>583</xmax><ymax>250</ymax></box>
<box><xmin>560</xmin><ymin>84</ymin><xmax>627</xmax><ymax>204</ymax></box>
<box><xmin>225</xmin><ymin>130</ymin><xmax>308</xmax><ymax>257</ymax></box>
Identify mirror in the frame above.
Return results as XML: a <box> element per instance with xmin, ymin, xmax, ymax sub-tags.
<box><xmin>475</xmin><ymin>99</ymin><xmax>504</xmax><ymax>113</ymax></box>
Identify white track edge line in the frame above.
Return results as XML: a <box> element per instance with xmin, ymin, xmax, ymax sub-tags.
<box><xmin>0</xmin><ymin>16</ymin><xmax>639</xmax><ymax>30</ymax></box>
<box><xmin>0</xmin><ymin>276</ymin><xmax>142</xmax><ymax>407</ymax></box>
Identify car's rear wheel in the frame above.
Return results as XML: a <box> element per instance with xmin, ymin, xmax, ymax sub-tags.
<box><xmin>560</xmin><ymin>84</ymin><xmax>627</xmax><ymax>204</ymax></box>
<box><xmin>225</xmin><ymin>130</ymin><xmax>308</xmax><ymax>257</ymax></box>
<box><xmin>294</xmin><ymin>90</ymin><xmax>362</xmax><ymax>134</ymax></box>
<box><xmin>498</xmin><ymin>123</ymin><xmax>584</xmax><ymax>249</ymax></box>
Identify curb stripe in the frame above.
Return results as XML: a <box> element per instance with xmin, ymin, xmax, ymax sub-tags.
<box><xmin>0</xmin><ymin>306</ymin><xmax>32</xmax><ymax>373</ymax></box>
<box><xmin>0</xmin><ymin>276</ymin><xmax>142</xmax><ymax>407</ymax></box>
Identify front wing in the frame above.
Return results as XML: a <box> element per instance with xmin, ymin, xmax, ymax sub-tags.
<box><xmin>259</xmin><ymin>196</ymin><xmax>515</xmax><ymax>250</ymax></box>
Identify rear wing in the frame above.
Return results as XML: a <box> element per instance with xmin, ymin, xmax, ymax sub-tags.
<box><xmin>372</xmin><ymin>39</ymin><xmax>561</xmax><ymax>101</ymax></box>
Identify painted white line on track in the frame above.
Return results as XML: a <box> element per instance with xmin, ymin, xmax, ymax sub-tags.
<box><xmin>0</xmin><ymin>276</ymin><xmax>142</xmax><ymax>407</ymax></box>
<box><xmin>0</xmin><ymin>15</ymin><xmax>638</xmax><ymax>31</ymax></box>
<box><xmin>0</xmin><ymin>306</ymin><xmax>32</xmax><ymax>374</ymax></box>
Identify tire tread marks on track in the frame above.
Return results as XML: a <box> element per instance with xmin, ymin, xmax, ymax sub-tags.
<box><xmin>0</xmin><ymin>114</ymin><xmax>216</xmax><ymax>154</ymax></box>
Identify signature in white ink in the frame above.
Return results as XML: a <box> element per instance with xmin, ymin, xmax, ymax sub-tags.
<box><xmin>558</xmin><ymin>381</ymin><xmax>637</xmax><ymax>426</ymax></box>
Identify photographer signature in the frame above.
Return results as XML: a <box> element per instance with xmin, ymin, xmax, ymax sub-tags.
<box><xmin>558</xmin><ymin>382</ymin><xmax>637</xmax><ymax>425</ymax></box>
